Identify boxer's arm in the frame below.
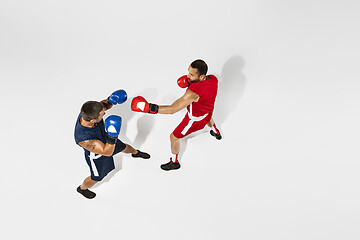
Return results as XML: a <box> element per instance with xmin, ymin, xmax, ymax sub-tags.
<box><xmin>78</xmin><ymin>139</ymin><xmax>115</xmax><ymax>157</ymax></box>
<box><xmin>101</xmin><ymin>99</ymin><xmax>113</xmax><ymax>111</ymax></box>
<box><xmin>158</xmin><ymin>90</ymin><xmax>199</xmax><ymax>115</ymax></box>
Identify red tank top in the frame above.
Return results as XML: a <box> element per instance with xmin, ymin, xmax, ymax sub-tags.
<box><xmin>186</xmin><ymin>75</ymin><xmax>218</xmax><ymax>117</ymax></box>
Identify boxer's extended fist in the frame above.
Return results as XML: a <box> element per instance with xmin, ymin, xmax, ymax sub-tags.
<box><xmin>108</xmin><ymin>89</ymin><xmax>127</xmax><ymax>105</ymax></box>
<box><xmin>177</xmin><ymin>75</ymin><xmax>191</xmax><ymax>88</ymax></box>
<box><xmin>131</xmin><ymin>96</ymin><xmax>159</xmax><ymax>114</ymax></box>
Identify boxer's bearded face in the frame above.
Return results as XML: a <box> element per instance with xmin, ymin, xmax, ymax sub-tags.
<box><xmin>187</xmin><ymin>66</ymin><xmax>203</xmax><ymax>83</ymax></box>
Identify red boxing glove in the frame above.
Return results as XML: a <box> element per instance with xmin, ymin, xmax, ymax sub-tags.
<box><xmin>131</xmin><ymin>96</ymin><xmax>159</xmax><ymax>114</ymax></box>
<box><xmin>177</xmin><ymin>75</ymin><xmax>191</xmax><ymax>88</ymax></box>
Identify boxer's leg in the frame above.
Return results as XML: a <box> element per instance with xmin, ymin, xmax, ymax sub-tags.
<box><xmin>170</xmin><ymin>133</ymin><xmax>180</xmax><ymax>156</ymax></box>
<box><xmin>121</xmin><ymin>144</ymin><xmax>137</xmax><ymax>154</ymax></box>
<box><xmin>207</xmin><ymin>117</ymin><xmax>215</xmax><ymax>127</ymax></box>
<box><xmin>169</xmin><ymin>132</ymin><xmax>180</xmax><ymax>163</ymax></box>
<box><xmin>160</xmin><ymin>133</ymin><xmax>181</xmax><ymax>171</ymax></box>
<box><xmin>77</xmin><ymin>176</ymin><xmax>97</xmax><ymax>199</ymax></box>
<box><xmin>120</xmin><ymin>143</ymin><xmax>150</xmax><ymax>159</ymax></box>
<box><xmin>80</xmin><ymin>176</ymin><xmax>97</xmax><ymax>189</ymax></box>
<box><xmin>161</xmin><ymin>115</ymin><xmax>191</xmax><ymax>171</ymax></box>
<box><xmin>207</xmin><ymin>117</ymin><xmax>222</xmax><ymax>140</ymax></box>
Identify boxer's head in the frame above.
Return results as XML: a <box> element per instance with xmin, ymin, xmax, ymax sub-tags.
<box><xmin>188</xmin><ymin>59</ymin><xmax>208</xmax><ymax>82</ymax></box>
<box><xmin>81</xmin><ymin>101</ymin><xmax>105</xmax><ymax>124</ymax></box>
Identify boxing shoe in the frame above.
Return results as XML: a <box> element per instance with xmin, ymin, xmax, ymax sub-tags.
<box><xmin>131</xmin><ymin>150</ymin><xmax>150</xmax><ymax>159</ymax></box>
<box><xmin>210</xmin><ymin>130</ymin><xmax>222</xmax><ymax>140</ymax></box>
<box><xmin>77</xmin><ymin>186</ymin><xmax>96</xmax><ymax>199</ymax></box>
<box><xmin>160</xmin><ymin>160</ymin><xmax>181</xmax><ymax>171</ymax></box>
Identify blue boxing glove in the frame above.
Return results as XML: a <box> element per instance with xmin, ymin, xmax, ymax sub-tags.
<box><xmin>104</xmin><ymin>115</ymin><xmax>122</xmax><ymax>144</ymax></box>
<box><xmin>108</xmin><ymin>90</ymin><xmax>127</xmax><ymax>105</ymax></box>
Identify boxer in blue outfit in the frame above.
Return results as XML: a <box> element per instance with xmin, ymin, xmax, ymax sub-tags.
<box><xmin>75</xmin><ymin>90</ymin><xmax>150</xmax><ymax>199</ymax></box>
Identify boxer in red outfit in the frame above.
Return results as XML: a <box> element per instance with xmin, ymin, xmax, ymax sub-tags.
<box><xmin>131</xmin><ymin>59</ymin><xmax>222</xmax><ymax>170</ymax></box>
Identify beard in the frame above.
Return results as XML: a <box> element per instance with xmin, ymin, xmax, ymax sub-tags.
<box><xmin>190</xmin><ymin>79</ymin><xmax>200</xmax><ymax>83</ymax></box>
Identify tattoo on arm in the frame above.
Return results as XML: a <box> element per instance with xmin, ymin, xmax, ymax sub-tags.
<box><xmin>79</xmin><ymin>140</ymin><xmax>96</xmax><ymax>152</ymax></box>
<box><xmin>85</xmin><ymin>140</ymin><xmax>96</xmax><ymax>151</ymax></box>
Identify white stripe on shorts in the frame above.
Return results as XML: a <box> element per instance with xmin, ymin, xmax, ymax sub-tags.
<box><xmin>180</xmin><ymin>104</ymin><xmax>208</xmax><ymax>135</ymax></box>
<box><xmin>89</xmin><ymin>152</ymin><xmax>102</xmax><ymax>177</ymax></box>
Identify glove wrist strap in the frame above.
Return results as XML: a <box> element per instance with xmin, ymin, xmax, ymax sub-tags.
<box><xmin>105</xmin><ymin>133</ymin><xmax>117</xmax><ymax>144</ymax></box>
<box><xmin>148</xmin><ymin>103</ymin><xmax>159</xmax><ymax>114</ymax></box>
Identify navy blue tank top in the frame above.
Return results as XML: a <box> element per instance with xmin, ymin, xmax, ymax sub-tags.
<box><xmin>74</xmin><ymin>114</ymin><xmax>106</xmax><ymax>145</ymax></box>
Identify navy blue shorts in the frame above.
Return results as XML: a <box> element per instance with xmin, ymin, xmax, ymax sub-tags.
<box><xmin>85</xmin><ymin>140</ymin><xmax>126</xmax><ymax>181</ymax></box>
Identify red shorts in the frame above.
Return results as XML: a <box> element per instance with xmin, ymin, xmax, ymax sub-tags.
<box><xmin>172</xmin><ymin>113</ymin><xmax>212</xmax><ymax>139</ymax></box>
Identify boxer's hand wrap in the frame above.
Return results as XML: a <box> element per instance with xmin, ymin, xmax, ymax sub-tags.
<box><xmin>105</xmin><ymin>133</ymin><xmax>117</xmax><ymax>144</ymax></box>
<box><xmin>148</xmin><ymin>103</ymin><xmax>159</xmax><ymax>114</ymax></box>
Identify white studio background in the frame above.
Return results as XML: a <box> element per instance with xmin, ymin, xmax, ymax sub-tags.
<box><xmin>0</xmin><ymin>0</ymin><xmax>359</xmax><ymax>239</ymax></box>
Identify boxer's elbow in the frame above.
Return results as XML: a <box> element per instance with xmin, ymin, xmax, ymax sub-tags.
<box><xmin>102</xmin><ymin>146</ymin><xmax>115</xmax><ymax>157</ymax></box>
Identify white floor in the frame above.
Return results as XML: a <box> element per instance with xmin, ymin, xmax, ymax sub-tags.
<box><xmin>1</xmin><ymin>1</ymin><xmax>360</xmax><ymax>239</ymax></box>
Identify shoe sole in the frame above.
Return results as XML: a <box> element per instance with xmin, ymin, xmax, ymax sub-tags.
<box><xmin>160</xmin><ymin>165</ymin><xmax>181</xmax><ymax>171</ymax></box>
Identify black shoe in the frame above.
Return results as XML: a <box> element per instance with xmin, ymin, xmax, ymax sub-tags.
<box><xmin>160</xmin><ymin>161</ymin><xmax>181</xmax><ymax>171</ymax></box>
<box><xmin>131</xmin><ymin>150</ymin><xmax>150</xmax><ymax>159</ymax></box>
<box><xmin>77</xmin><ymin>186</ymin><xmax>96</xmax><ymax>199</ymax></box>
<box><xmin>210</xmin><ymin>130</ymin><xmax>222</xmax><ymax>140</ymax></box>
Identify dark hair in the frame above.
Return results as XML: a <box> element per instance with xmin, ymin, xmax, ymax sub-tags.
<box><xmin>190</xmin><ymin>59</ymin><xmax>208</xmax><ymax>76</ymax></box>
<box><xmin>81</xmin><ymin>101</ymin><xmax>104</xmax><ymax>121</ymax></box>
